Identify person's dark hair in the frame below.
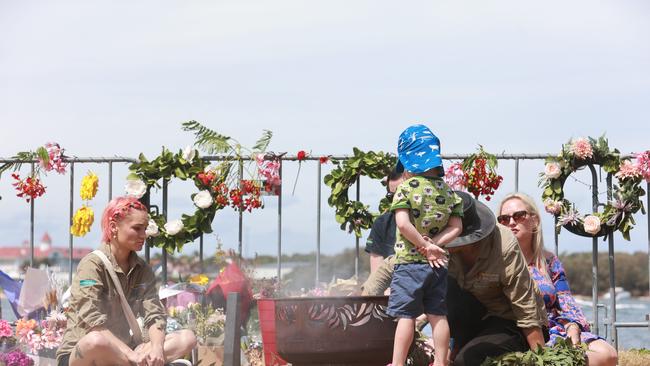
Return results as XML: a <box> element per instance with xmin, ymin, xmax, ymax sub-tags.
<box><xmin>387</xmin><ymin>169</ymin><xmax>402</xmax><ymax>182</ymax></box>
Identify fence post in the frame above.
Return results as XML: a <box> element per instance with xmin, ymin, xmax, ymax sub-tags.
<box><xmin>224</xmin><ymin>292</ymin><xmax>241</xmax><ymax>366</ymax></box>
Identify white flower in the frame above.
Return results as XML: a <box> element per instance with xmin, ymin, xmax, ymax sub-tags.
<box><xmin>193</xmin><ymin>190</ymin><xmax>213</xmax><ymax>209</ymax></box>
<box><xmin>583</xmin><ymin>215</ymin><xmax>601</xmax><ymax>235</ymax></box>
<box><xmin>182</xmin><ymin>146</ymin><xmax>197</xmax><ymax>162</ymax></box>
<box><xmin>145</xmin><ymin>219</ymin><xmax>159</xmax><ymax>237</ymax></box>
<box><xmin>125</xmin><ymin>179</ymin><xmax>147</xmax><ymax>198</ymax></box>
<box><xmin>164</xmin><ymin>220</ymin><xmax>184</xmax><ymax>236</ymax></box>
<box><xmin>544</xmin><ymin>162</ymin><xmax>562</xmax><ymax>179</ymax></box>
<box><xmin>543</xmin><ymin>199</ymin><xmax>563</xmax><ymax>215</ymax></box>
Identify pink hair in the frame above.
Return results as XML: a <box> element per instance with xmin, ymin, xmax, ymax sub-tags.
<box><xmin>101</xmin><ymin>196</ymin><xmax>147</xmax><ymax>243</ymax></box>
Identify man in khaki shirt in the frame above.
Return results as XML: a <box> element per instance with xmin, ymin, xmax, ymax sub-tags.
<box><xmin>362</xmin><ymin>192</ymin><xmax>546</xmax><ymax>366</ymax></box>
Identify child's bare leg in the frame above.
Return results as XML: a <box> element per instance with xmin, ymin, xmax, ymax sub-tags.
<box><xmin>428</xmin><ymin>314</ymin><xmax>449</xmax><ymax>366</ymax></box>
<box><xmin>392</xmin><ymin>318</ymin><xmax>415</xmax><ymax>366</ymax></box>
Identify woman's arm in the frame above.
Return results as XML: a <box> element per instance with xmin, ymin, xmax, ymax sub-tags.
<box><xmin>522</xmin><ymin>327</ymin><xmax>546</xmax><ymax>350</ymax></box>
<box><xmin>547</xmin><ymin>255</ymin><xmax>590</xmax><ymax>343</ymax></box>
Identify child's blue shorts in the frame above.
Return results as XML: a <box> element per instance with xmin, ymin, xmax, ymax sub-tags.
<box><xmin>387</xmin><ymin>262</ymin><xmax>448</xmax><ymax>318</ymax></box>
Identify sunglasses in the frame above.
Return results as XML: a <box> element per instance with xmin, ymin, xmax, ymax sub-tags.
<box><xmin>497</xmin><ymin>210</ymin><xmax>529</xmax><ymax>225</ymax></box>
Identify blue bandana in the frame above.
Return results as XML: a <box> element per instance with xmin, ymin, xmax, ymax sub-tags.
<box><xmin>396</xmin><ymin>124</ymin><xmax>443</xmax><ymax>174</ymax></box>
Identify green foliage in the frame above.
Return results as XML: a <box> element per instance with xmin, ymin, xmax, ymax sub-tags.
<box><xmin>324</xmin><ymin>148</ymin><xmax>396</xmax><ymax>237</ymax></box>
<box><xmin>182</xmin><ymin>120</ymin><xmax>232</xmax><ymax>154</ymax></box>
<box><xmin>481</xmin><ymin>339</ymin><xmax>587</xmax><ymax>366</ymax></box>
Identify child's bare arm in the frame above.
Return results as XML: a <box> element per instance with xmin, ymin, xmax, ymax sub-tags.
<box><xmin>429</xmin><ymin>216</ymin><xmax>463</xmax><ymax>247</ymax></box>
<box><xmin>394</xmin><ymin>209</ymin><xmax>429</xmax><ymax>248</ymax></box>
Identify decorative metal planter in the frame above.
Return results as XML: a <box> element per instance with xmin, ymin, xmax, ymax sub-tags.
<box><xmin>274</xmin><ymin>296</ymin><xmax>396</xmax><ymax>366</ymax></box>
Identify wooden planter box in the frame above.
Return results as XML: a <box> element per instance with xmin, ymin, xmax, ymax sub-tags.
<box><xmin>262</xmin><ymin>296</ymin><xmax>396</xmax><ymax>366</ymax></box>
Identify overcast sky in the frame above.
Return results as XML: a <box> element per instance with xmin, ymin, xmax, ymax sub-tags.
<box><xmin>1</xmin><ymin>1</ymin><xmax>649</xmax><ymax>259</ymax></box>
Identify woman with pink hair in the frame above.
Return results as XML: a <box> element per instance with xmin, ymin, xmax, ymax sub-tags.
<box><xmin>56</xmin><ymin>196</ymin><xmax>196</xmax><ymax>366</ymax></box>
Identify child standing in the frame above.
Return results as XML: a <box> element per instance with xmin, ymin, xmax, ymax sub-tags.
<box><xmin>388</xmin><ymin>124</ymin><xmax>463</xmax><ymax>366</ymax></box>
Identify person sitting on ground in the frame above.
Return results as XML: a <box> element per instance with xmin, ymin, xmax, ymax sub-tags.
<box><xmin>57</xmin><ymin>196</ymin><xmax>196</xmax><ymax>366</ymax></box>
<box><xmin>363</xmin><ymin>191</ymin><xmax>547</xmax><ymax>366</ymax></box>
<box><xmin>365</xmin><ymin>168</ymin><xmax>403</xmax><ymax>273</ymax></box>
<box><xmin>387</xmin><ymin>124</ymin><xmax>463</xmax><ymax>366</ymax></box>
<box><xmin>498</xmin><ymin>192</ymin><xmax>617</xmax><ymax>366</ymax></box>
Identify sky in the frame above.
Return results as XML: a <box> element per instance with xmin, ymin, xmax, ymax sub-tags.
<box><xmin>1</xmin><ymin>0</ymin><xmax>649</xmax><ymax>259</ymax></box>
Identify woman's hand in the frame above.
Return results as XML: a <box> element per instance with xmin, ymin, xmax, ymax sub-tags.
<box><xmin>146</xmin><ymin>344</ymin><xmax>165</xmax><ymax>366</ymax></box>
<box><xmin>565</xmin><ymin>323</ymin><xmax>581</xmax><ymax>346</ymax></box>
<box><xmin>127</xmin><ymin>350</ymin><xmax>147</xmax><ymax>366</ymax></box>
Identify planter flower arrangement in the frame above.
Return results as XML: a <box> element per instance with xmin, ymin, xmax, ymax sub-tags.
<box><xmin>539</xmin><ymin>136</ymin><xmax>646</xmax><ymax>240</ymax></box>
<box><xmin>126</xmin><ymin>121</ymin><xmax>273</xmax><ymax>253</ymax></box>
<box><xmin>0</xmin><ymin>142</ymin><xmax>67</xmax><ymax>202</ymax></box>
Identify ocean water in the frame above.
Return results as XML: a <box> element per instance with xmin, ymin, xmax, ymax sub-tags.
<box><xmin>579</xmin><ymin>297</ymin><xmax>650</xmax><ymax>350</ymax></box>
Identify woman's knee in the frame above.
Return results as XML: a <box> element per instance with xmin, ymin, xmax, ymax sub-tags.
<box><xmin>176</xmin><ymin>329</ymin><xmax>197</xmax><ymax>351</ymax></box>
<box><xmin>588</xmin><ymin>340</ymin><xmax>618</xmax><ymax>366</ymax></box>
<box><xmin>77</xmin><ymin>331</ymin><xmax>112</xmax><ymax>352</ymax></box>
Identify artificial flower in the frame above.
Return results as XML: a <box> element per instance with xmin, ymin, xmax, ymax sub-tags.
<box><xmin>12</xmin><ymin>173</ymin><xmax>46</xmax><ymax>203</ymax></box>
<box><xmin>70</xmin><ymin>205</ymin><xmax>94</xmax><ymax>237</ymax></box>
<box><xmin>145</xmin><ymin>219</ymin><xmax>159</xmax><ymax>237</ymax></box>
<box><xmin>615</xmin><ymin>160</ymin><xmax>641</xmax><ymax>180</ymax></box>
<box><xmin>570</xmin><ymin>138</ymin><xmax>593</xmax><ymax>160</ymax></box>
<box><xmin>182</xmin><ymin>145</ymin><xmax>197</xmax><ymax>162</ymax></box>
<box><xmin>583</xmin><ymin>215</ymin><xmax>601</xmax><ymax>235</ymax></box>
<box><xmin>80</xmin><ymin>171</ymin><xmax>99</xmax><ymax>200</ymax></box>
<box><xmin>443</xmin><ymin>162</ymin><xmax>466</xmax><ymax>191</ymax></box>
<box><xmin>164</xmin><ymin>220</ymin><xmax>184</xmax><ymax>236</ymax></box>
<box><xmin>319</xmin><ymin>156</ymin><xmax>330</xmax><ymax>164</ymax></box>
<box><xmin>296</xmin><ymin>150</ymin><xmax>308</xmax><ymax>161</ymax></box>
<box><xmin>634</xmin><ymin>151</ymin><xmax>650</xmax><ymax>182</ymax></box>
<box><xmin>39</xmin><ymin>142</ymin><xmax>67</xmax><ymax>174</ymax></box>
<box><xmin>543</xmin><ymin>198</ymin><xmax>563</xmax><ymax>215</ymax></box>
<box><xmin>544</xmin><ymin>162</ymin><xmax>562</xmax><ymax>179</ymax></box>
<box><xmin>125</xmin><ymin>179</ymin><xmax>147</xmax><ymax>198</ymax></box>
<box><xmin>189</xmin><ymin>274</ymin><xmax>209</xmax><ymax>286</ymax></box>
<box><xmin>0</xmin><ymin>319</ymin><xmax>13</xmax><ymax>338</ymax></box>
<box><xmin>193</xmin><ymin>190</ymin><xmax>213</xmax><ymax>209</ymax></box>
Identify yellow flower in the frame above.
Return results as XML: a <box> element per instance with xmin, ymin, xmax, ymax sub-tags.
<box><xmin>80</xmin><ymin>171</ymin><xmax>99</xmax><ymax>200</ymax></box>
<box><xmin>189</xmin><ymin>274</ymin><xmax>209</xmax><ymax>286</ymax></box>
<box><xmin>71</xmin><ymin>205</ymin><xmax>94</xmax><ymax>237</ymax></box>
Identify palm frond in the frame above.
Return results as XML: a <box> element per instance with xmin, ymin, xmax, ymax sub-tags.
<box><xmin>181</xmin><ymin>120</ymin><xmax>232</xmax><ymax>154</ymax></box>
<box><xmin>252</xmin><ymin>129</ymin><xmax>273</xmax><ymax>152</ymax></box>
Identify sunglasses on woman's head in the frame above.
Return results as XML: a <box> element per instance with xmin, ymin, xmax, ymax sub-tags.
<box><xmin>497</xmin><ymin>210</ymin><xmax>529</xmax><ymax>225</ymax></box>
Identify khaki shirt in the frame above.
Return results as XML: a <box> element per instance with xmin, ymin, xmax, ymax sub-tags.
<box><xmin>448</xmin><ymin>225</ymin><xmax>547</xmax><ymax>329</ymax></box>
<box><xmin>57</xmin><ymin>243</ymin><xmax>166</xmax><ymax>360</ymax></box>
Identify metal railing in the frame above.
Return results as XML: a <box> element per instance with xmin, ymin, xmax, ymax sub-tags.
<box><xmin>1</xmin><ymin>153</ymin><xmax>648</xmax><ymax>349</ymax></box>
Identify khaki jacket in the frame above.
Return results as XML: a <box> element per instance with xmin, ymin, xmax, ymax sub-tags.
<box><xmin>448</xmin><ymin>225</ymin><xmax>547</xmax><ymax>329</ymax></box>
<box><xmin>57</xmin><ymin>243</ymin><xmax>166</xmax><ymax>360</ymax></box>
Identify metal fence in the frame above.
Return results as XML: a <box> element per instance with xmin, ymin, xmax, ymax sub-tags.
<box><xmin>1</xmin><ymin>153</ymin><xmax>648</xmax><ymax>350</ymax></box>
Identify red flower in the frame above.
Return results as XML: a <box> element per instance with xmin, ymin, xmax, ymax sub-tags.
<box><xmin>319</xmin><ymin>156</ymin><xmax>329</xmax><ymax>164</ymax></box>
<box><xmin>297</xmin><ymin>150</ymin><xmax>308</xmax><ymax>161</ymax></box>
<box><xmin>12</xmin><ymin>173</ymin><xmax>46</xmax><ymax>203</ymax></box>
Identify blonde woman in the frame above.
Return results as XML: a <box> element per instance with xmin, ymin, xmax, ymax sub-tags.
<box><xmin>498</xmin><ymin>193</ymin><xmax>617</xmax><ymax>366</ymax></box>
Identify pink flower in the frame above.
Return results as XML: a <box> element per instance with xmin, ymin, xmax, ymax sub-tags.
<box><xmin>544</xmin><ymin>162</ymin><xmax>562</xmax><ymax>179</ymax></box>
<box><xmin>615</xmin><ymin>160</ymin><xmax>641</xmax><ymax>180</ymax></box>
<box><xmin>444</xmin><ymin>162</ymin><xmax>466</xmax><ymax>191</ymax></box>
<box><xmin>0</xmin><ymin>319</ymin><xmax>13</xmax><ymax>338</ymax></box>
<box><xmin>543</xmin><ymin>199</ymin><xmax>563</xmax><ymax>215</ymax></box>
<box><xmin>39</xmin><ymin>142</ymin><xmax>68</xmax><ymax>174</ymax></box>
<box><xmin>583</xmin><ymin>215</ymin><xmax>601</xmax><ymax>235</ymax></box>
<box><xmin>570</xmin><ymin>138</ymin><xmax>593</xmax><ymax>160</ymax></box>
<box><xmin>634</xmin><ymin>151</ymin><xmax>650</xmax><ymax>182</ymax></box>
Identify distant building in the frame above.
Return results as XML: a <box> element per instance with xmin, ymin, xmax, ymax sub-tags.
<box><xmin>0</xmin><ymin>232</ymin><xmax>92</xmax><ymax>278</ymax></box>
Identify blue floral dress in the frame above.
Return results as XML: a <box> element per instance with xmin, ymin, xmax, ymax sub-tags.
<box><xmin>528</xmin><ymin>255</ymin><xmax>603</xmax><ymax>345</ymax></box>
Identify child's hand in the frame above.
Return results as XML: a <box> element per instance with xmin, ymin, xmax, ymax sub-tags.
<box><xmin>425</xmin><ymin>243</ymin><xmax>446</xmax><ymax>261</ymax></box>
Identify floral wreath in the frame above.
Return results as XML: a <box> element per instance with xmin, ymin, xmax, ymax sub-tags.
<box><xmin>126</xmin><ymin>146</ymin><xmax>226</xmax><ymax>253</ymax></box>
<box><xmin>540</xmin><ymin>136</ymin><xmax>646</xmax><ymax>240</ymax></box>
<box><xmin>324</xmin><ymin>148</ymin><xmax>396</xmax><ymax>237</ymax></box>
